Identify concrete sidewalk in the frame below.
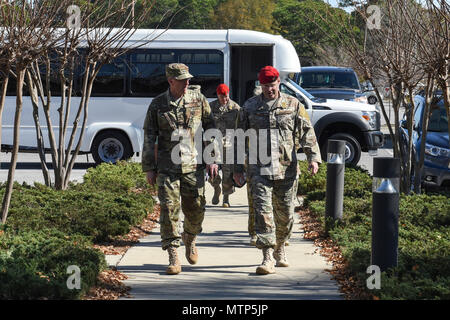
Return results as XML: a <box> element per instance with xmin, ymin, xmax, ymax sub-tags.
<box><xmin>115</xmin><ymin>182</ymin><xmax>343</xmax><ymax>300</ymax></box>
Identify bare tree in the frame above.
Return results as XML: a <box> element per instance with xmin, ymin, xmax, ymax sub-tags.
<box><xmin>0</xmin><ymin>0</ymin><xmax>175</xmax><ymax>224</ymax></box>
<box><xmin>397</xmin><ymin>0</ymin><xmax>449</xmax><ymax>192</ymax></box>
<box><xmin>0</xmin><ymin>0</ymin><xmax>71</xmax><ymax>224</ymax></box>
<box><xmin>303</xmin><ymin>0</ymin><xmax>442</xmax><ymax>193</ymax></box>
<box><xmin>23</xmin><ymin>0</ymin><xmax>173</xmax><ymax>190</ymax></box>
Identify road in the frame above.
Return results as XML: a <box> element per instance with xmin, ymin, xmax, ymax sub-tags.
<box><xmin>1</xmin><ymin>140</ymin><xmax>393</xmax><ymax>186</ymax></box>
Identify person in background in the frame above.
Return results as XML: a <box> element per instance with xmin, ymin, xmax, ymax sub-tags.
<box><xmin>208</xmin><ymin>84</ymin><xmax>240</xmax><ymax>208</ymax></box>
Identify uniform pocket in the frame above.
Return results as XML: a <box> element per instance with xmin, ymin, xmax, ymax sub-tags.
<box><xmin>275</xmin><ymin>111</ymin><xmax>294</xmax><ymax>131</ymax></box>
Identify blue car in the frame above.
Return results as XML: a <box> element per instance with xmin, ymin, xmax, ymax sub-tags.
<box><xmin>400</xmin><ymin>93</ymin><xmax>450</xmax><ymax>188</ymax></box>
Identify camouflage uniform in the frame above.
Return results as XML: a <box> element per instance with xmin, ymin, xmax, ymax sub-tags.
<box><xmin>142</xmin><ymin>85</ymin><xmax>216</xmax><ymax>250</ymax></box>
<box><xmin>246</xmin><ymin>171</ymin><xmax>255</xmax><ymax>237</ymax></box>
<box><xmin>208</xmin><ymin>99</ymin><xmax>240</xmax><ymax>196</ymax></box>
<box><xmin>235</xmin><ymin>92</ymin><xmax>321</xmax><ymax>249</ymax></box>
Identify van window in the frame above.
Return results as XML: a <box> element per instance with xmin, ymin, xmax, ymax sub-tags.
<box><xmin>129</xmin><ymin>49</ymin><xmax>223</xmax><ymax>98</ymax></box>
<box><xmin>299</xmin><ymin>71</ymin><xmax>360</xmax><ymax>90</ymax></box>
<box><xmin>90</xmin><ymin>58</ymin><xmax>126</xmax><ymax>96</ymax></box>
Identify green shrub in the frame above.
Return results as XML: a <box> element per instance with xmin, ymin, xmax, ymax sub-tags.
<box><xmin>0</xmin><ymin>160</ymin><xmax>156</xmax><ymax>300</ymax></box>
<box><xmin>297</xmin><ymin>161</ymin><xmax>372</xmax><ymax>197</ymax></box>
<box><xmin>0</xmin><ymin>229</ymin><xmax>106</xmax><ymax>299</ymax></box>
<box><xmin>299</xmin><ymin>161</ymin><xmax>450</xmax><ymax>300</ymax></box>
<box><xmin>76</xmin><ymin>161</ymin><xmax>151</xmax><ymax>193</ymax></box>
<box><xmin>4</xmin><ymin>162</ymin><xmax>155</xmax><ymax>242</ymax></box>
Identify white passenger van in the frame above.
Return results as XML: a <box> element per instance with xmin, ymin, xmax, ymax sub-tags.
<box><xmin>1</xmin><ymin>29</ymin><xmax>300</xmax><ymax>164</ymax></box>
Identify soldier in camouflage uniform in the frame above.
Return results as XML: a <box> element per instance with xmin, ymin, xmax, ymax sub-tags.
<box><xmin>208</xmin><ymin>84</ymin><xmax>240</xmax><ymax>208</ymax></box>
<box><xmin>142</xmin><ymin>63</ymin><xmax>218</xmax><ymax>275</ymax></box>
<box><xmin>233</xmin><ymin>66</ymin><xmax>321</xmax><ymax>275</ymax></box>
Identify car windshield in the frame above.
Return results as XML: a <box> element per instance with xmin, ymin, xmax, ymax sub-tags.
<box><xmin>299</xmin><ymin>71</ymin><xmax>360</xmax><ymax>90</ymax></box>
<box><xmin>428</xmin><ymin>103</ymin><xmax>448</xmax><ymax>132</ymax></box>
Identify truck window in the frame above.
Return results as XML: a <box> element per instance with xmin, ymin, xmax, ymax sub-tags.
<box><xmin>428</xmin><ymin>104</ymin><xmax>448</xmax><ymax>132</ymax></box>
<box><xmin>300</xmin><ymin>71</ymin><xmax>360</xmax><ymax>90</ymax></box>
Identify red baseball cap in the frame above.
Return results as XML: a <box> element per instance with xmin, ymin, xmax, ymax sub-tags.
<box><xmin>216</xmin><ymin>83</ymin><xmax>229</xmax><ymax>95</ymax></box>
<box><xmin>258</xmin><ymin>66</ymin><xmax>279</xmax><ymax>84</ymax></box>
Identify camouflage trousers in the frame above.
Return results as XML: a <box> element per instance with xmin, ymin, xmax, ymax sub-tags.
<box><xmin>247</xmin><ymin>174</ymin><xmax>298</xmax><ymax>239</ymax></box>
<box><xmin>247</xmin><ymin>173</ymin><xmax>255</xmax><ymax>236</ymax></box>
<box><xmin>156</xmin><ymin>170</ymin><xmax>206</xmax><ymax>250</ymax></box>
<box><xmin>250</xmin><ymin>174</ymin><xmax>298</xmax><ymax>249</ymax></box>
<box><xmin>208</xmin><ymin>164</ymin><xmax>234</xmax><ymax>196</ymax></box>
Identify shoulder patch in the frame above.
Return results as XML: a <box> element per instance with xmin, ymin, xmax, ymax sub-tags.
<box><xmin>299</xmin><ymin>105</ymin><xmax>310</xmax><ymax>120</ymax></box>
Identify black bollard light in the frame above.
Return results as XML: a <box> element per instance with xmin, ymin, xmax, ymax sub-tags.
<box><xmin>371</xmin><ymin>157</ymin><xmax>400</xmax><ymax>272</ymax></box>
<box><xmin>325</xmin><ymin>140</ymin><xmax>345</xmax><ymax>229</ymax></box>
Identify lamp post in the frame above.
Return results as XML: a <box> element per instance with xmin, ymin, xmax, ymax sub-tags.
<box><xmin>325</xmin><ymin>140</ymin><xmax>345</xmax><ymax>232</ymax></box>
<box><xmin>371</xmin><ymin>157</ymin><xmax>400</xmax><ymax>272</ymax></box>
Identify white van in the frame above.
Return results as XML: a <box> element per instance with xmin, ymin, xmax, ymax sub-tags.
<box><xmin>1</xmin><ymin>29</ymin><xmax>300</xmax><ymax>164</ymax></box>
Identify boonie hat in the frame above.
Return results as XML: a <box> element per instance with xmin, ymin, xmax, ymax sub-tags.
<box><xmin>216</xmin><ymin>83</ymin><xmax>229</xmax><ymax>95</ymax></box>
<box><xmin>258</xmin><ymin>66</ymin><xmax>279</xmax><ymax>84</ymax></box>
<box><xmin>166</xmin><ymin>63</ymin><xmax>193</xmax><ymax>80</ymax></box>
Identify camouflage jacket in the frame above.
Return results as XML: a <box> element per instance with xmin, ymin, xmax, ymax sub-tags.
<box><xmin>210</xmin><ymin>99</ymin><xmax>240</xmax><ymax>163</ymax></box>
<box><xmin>142</xmin><ymin>88</ymin><xmax>216</xmax><ymax>174</ymax></box>
<box><xmin>235</xmin><ymin>92</ymin><xmax>322</xmax><ymax>180</ymax></box>
<box><xmin>210</xmin><ymin>99</ymin><xmax>240</xmax><ymax>135</ymax></box>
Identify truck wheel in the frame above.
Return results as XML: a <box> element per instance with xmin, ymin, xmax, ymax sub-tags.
<box><xmin>323</xmin><ymin>133</ymin><xmax>361</xmax><ymax>166</ymax></box>
<box><xmin>91</xmin><ymin>130</ymin><xmax>133</xmax><ymax>164</ymax></box>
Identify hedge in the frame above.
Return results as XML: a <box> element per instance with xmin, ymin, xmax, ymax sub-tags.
<box><xmin>0</xmin><ymin>228</ymin><xmax>106</xmax><ymax>299</ymax></box>
<box><xmin>298</xmin><ymin>160</ymin><xmax>450</xmax><ymax>300</ymax></box>
<box><xmin>0</xmin><ymin>161</ymin><xmax>154</xmax><ymax>299</ymax></box>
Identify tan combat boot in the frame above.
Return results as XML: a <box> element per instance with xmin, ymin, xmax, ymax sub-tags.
<box><xmin>182</xmin><ymin>232</ymin><xmax>198</xmax><ymax>265</ymax></box>
<box><xmin>256</xmin><ymin>248</ymin><xmax>275</xmax><ymax>275</ymax></box>
<box><xmin>166</xmin><ymin>246</ymin><xmax>181</xmax><ymax>275</ymax></box>
<box><xmin>274</xmin><ymin>242</ymin><xmax>289</xmax><ymax>267</ymax></box>
<box><xmin>212</xmin><ymin>186</ymin><xmax>221</xmax><ymax>205</ymax></box>
<box><xmin>222</xmin><ymin>194</ymin><xmax>230</xmax><ymax>208</ymax></box>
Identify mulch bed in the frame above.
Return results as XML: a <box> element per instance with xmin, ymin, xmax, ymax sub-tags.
<box><xmin>83</xmin><ymin>204</ymin><xmax>160</xmax><ymax>300</ymax></box>
<box><xmin>297</xmin><ymin>206</ymin><xmax>375</xmax><ymax>300</ymax></box>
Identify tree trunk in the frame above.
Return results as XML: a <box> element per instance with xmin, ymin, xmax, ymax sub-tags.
<box><xmin>414</xmin><ymin>76</ymin><xmax>435</xmax><ymax>193</ymax></box>
<box><xmin>1</xmin><ymin>69</ymin><xmax>25</xmax><ymax>224</ymax></box>
<box><xmin>404</xmin><ymin>86</ymin><xmax>416</xmax><ymax>193</ymax></box>
<box><xmin>0</xmin><ymin>68</ymin><xmax>9</xmax><ymax>157</ymax></box>
<box><xmin>26</xmin><ymin>69</ymin><xmax>51</xmax><ymax>186</ymax></box>
<box><xmin>64</xmin><ymin>65</ymin><xmax>96</xmax><ymax>189</ymax></box>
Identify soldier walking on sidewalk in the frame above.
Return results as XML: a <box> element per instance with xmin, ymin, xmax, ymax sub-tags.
<box><xmin>142</xmin><ymin>63</ymin><xmax>218</xmax><ymax>275</ymax></box>
<box><xmin>208</xmin><ymin>84</ymin><xmax>240</xmax><ymax>208</ymax></box>
<box><xmin>233</xmin><ymin>66</ymin><xmax>321</xmax><ymax>275</ymax></box>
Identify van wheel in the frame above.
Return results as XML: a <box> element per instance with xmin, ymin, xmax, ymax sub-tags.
<box><xmin>321</xmin><ymin>133</ymin><xmax>361</xmax><ymax>166</ymax></box>
<box><xmin>91</xmin><ymin>130</ymin><xmax>133</xmax><ymax>164</ymax></box>
<box><xmin>368</xmin><ymin>95</ymin><xmax>377</xmax><ymax>104</ymax></box>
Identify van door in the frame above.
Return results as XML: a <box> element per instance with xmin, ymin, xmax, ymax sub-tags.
<box><xmin>230</xmin><ymin>46</ymin><xmax>273</xmax><ymax>105</ymax></box>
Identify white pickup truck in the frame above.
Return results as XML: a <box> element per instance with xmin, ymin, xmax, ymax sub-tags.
<box><xmin>281</xmin><ymin>78</ymin><xmax>384</xmax><ymax>165</ymax></box>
